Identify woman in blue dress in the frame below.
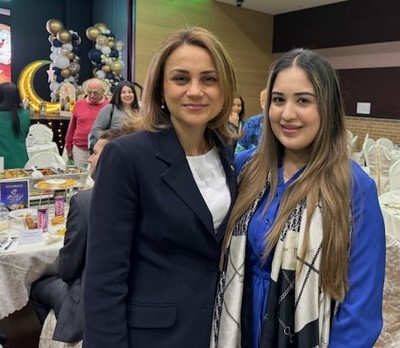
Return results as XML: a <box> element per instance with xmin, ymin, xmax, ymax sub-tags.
<box><xmin>211</xmin><ymin>48</ymin><xmax>385</xmax><ymax>348</ymax></box>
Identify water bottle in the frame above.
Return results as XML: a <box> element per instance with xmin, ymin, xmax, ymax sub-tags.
<box><xmin>26</xmin><ymin>133</ymin><xmax>35</xmax><ymax>147</ymax></box>
<box><xmin>0</xmin><ymin>202</ymin><xmax>9</xmax><ymax>231</ymax></box>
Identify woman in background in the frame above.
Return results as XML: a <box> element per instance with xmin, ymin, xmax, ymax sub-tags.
<box><xmin>89</xmin><ymin>81</ymin><xmax>139</xmax><ymax>149</ymax></box>
<box><xmin>228</xmin><ymin>93</ymin><xmax>245</xmax><ymax>157</ymax></box>
<box><xmin>212</xmin><ymin>48</ymin><xmax>385</xmax><ymax>348</ymax></box>
<box><xmin>0</xmin><ymin>82</ymin><xmax>30</xmax><ymax>169</ymax></box>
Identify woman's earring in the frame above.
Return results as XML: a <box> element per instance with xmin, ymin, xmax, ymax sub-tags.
<box><xmin>161</xmin><ymin>98</ymin><xmax>166</xmax><ymax>110</ymax></box>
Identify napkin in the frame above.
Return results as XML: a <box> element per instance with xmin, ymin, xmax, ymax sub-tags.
<box><xmin>44</xmin><ymin>233</ymin><xmax>63</xmax><ymax>245</ymax></box>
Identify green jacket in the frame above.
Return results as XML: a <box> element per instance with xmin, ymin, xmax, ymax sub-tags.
<box><xmin>0</xmin><ymin>109</ymin><xmax>30</xmax><ymax>169</ymax></box>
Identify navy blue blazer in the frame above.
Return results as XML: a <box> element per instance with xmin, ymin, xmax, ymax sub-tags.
<box><xmin>83</xmin><ymin>128</ymin><xmax>237</xmax><ymax>348</ymax></box>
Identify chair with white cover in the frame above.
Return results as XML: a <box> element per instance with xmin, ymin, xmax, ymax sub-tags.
<box><xmin>362</xmin><ymin>138</ymin><xmax>376</xmax><ymax>167</ymax></box>
<box><xmin>377</xmin><ymin>137</ymin><xmax>394</xmax><ymax>151</ymax></box>
<box><xmin>389</xmin><ymin>159</ymin><xmax>400</xmax><ymax>192</ymax></box>
<box><xmin>29</xmin><ymin>124</ymin><xmax>54</xmax><ymax>144</ymax></box>
<box><xmin>367</xmin><ymin>144</ymin><xmax>395</xmax><ymax>195</ymax></box>
<box><xmin>24</xmin><ymin>151</ymin><xmax>65</xmax><ymax>169</ymax></box>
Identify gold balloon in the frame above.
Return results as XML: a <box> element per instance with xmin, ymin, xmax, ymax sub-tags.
<box><xmin>111</xmin><ymin>61</ymin><xmax>123</xmax><ymax>73</ymax></box>
<box><xmin>94</xmin><ymin>22</ymin><xmax>108</xmax><ymax>33</ymax></box>
<box><xmin>61</xmin><ymin>68</ymin><xmax>71</xmax><ymax>78</ymax></box>
<box><xmin>56</xmin><ymin>30</ymin><xmax>72</xmax><ymax>44</ymax></box>
<box><xmin>102</xmin><ymin>64</ymin><xmax>111</xmax><ymax>73</ymax></box>
<box><xmin>108</xmin><ymin>40</ymin><xmax>115</xmax><ymax>48</ymax></box>
<box><xmin>96</xmin><ymin>35</ymin><xmax>108</xmax><ymax>46</ymax></box>
<box><xmin>66</xmin><ymin>52</ymin><xmax>75</xmax><ymax>61</ymax></box>
<box><xmin>86</xmin><ymin>26</ymin><xmax>101</xmax><ymax>41</ymax></box>
<box><xmin>46</xmin><ymin>19</ymin><xmax>64</xmax><ymax>35</ymax></box>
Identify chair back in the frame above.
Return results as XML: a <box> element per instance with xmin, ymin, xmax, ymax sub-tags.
<box><xmin>29</xmin><ymin>124</ymin><xmax>53</xmax><ymax>144</ymax></box>
<box><xmin>389</xmin><ymin>159</ymin><xmax>400</xmax><ymax>192</ymax></box>
<box><xmin>367</xmin><ymin>144</ymin><xmax>395</xmax><ymax>195</ymax></box>
<box><xmin>362</xmin><ymin>138</ymin><xmax>376</xmax><ymax>167</ymax></box>
<box><xmin>24</xmin><ymin>151</ymin><xmax>65</xmax><ymax>169</ymax></box>
<box><xmin>377</xmin><ymin>137</ymin><xmax>394</xmax><ymax>151</ymax></box>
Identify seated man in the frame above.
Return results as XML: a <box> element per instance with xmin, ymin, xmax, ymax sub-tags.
<box><xmin>30</xmin><ymin>128</ymin><xmax>121</xmax><ymax>343</ymax></box>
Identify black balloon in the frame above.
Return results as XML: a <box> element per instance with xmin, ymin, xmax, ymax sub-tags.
<box><xmin>53</xmin><ymin>39</ymin><xmax>62</xmax><ymax>47</ymax></box>
<box><xmin>88</xmin><ymin>48</ymin><xmax>102</xmax><ymax>63</ymax></box>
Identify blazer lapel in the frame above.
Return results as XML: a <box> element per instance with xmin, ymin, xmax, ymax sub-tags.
<box><xmin>154</xmin><ymin>129</ymin><xmax>216</xmax><ymax>238</ymax></box>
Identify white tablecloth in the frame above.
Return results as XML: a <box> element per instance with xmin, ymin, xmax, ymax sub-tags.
<box><xmin>27</xmin><ymin>142</ymin><xmax>60</xmax><ymax>159</ymax></box>
<box><xmin>0</xmin><ymin>230</ymin><xmax>63</xmax><ymax>319</ymax></box>
<box><xmin>375</xmin><ymin>190</ymin><xmax>400</xmax><ymax>347</ymax></box>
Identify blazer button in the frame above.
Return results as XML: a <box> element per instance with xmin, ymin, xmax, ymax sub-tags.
<box><xmin>207</xmin><ymin>261</ymin><xmax>218</xmax><ymax>271</ymax></box>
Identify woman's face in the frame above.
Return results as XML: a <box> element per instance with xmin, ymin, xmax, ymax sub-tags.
<box><xmin>120</xmin><ymin>86</ymin><xmax>135</xmax><ymax>106</ymax></box>
<box><xmin>163</xmin><ymin>44</ymin><xmax>223</xmax><ymax>134</ymax></box>
<box><xmin>231</xmin><ymin>97</ymin><xmax>242</xmax><ymax>116</ymax></box>
<box><xmin>269</xmin><ymin>66</ymin><xmax>320</xmax><ymax>157</ymax></box>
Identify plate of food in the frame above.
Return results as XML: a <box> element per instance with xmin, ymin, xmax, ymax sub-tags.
<box><xmin>46</xmin><ymin>179</ymin><xmax>67</xmax><ymax>185</ymax></box>
<box><xmin>9</xmin><ymin>208</ymin><xmax>38</xmax><ymax>220</ymax></box>
<box><xmin>35</xmin><ymin>179</ymin><xmax>80</xmax><ymax>190</ymax></box>
<box><xmin>47</xmin><ymin>223</ymin><xmax>67</xmax><ymax>237</ymax></box>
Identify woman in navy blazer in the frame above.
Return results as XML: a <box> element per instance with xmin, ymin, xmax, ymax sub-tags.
<box><xmin>83</xmin><ymin>27</ymin><xmax>238</xmax><ymax>347</ymax></box>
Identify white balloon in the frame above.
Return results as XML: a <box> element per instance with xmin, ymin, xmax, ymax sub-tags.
<box><xmin>50</xmin><ymin>53</ymin><xmax>57</xmax><ymax>61</ymax></box>
<box><xmin>62</xmin><ymin>43</ymin><xmax>73</xmax><ymax>51</ymax></box>
<box><xmin>50</xmin><ymin>91</ymin><xmax>57</xmax><ymax>101</ymax></box>
<box><xmin>50</xmin><ymin>81</ymin><xmax>60</xmax><ymax>91</ymax></box>
<box><xmin>96</xmin><ymin>70</ymin><xmax>106</xmax><ymax>79</ymax></box>
<box><xmin>104</xmin><ymin>57</ymin><xmax>113</xmax><ymax>65</ymax></box>
<box><xmin>95</xmin><ymin>43</ymin><xmax>102</xmax><ymax>50</ymax></box>
<box><xmin>115</xmin><ymin>41</ymin><xmax>124</xmax><ymax>51</ymax></box>
<box><xmin>101</xmin><ymin>46</ymin><xmax>111</xmax><ymax>55</ymax></box>
<box><xmin>54</xmin><ymin>55</ymin><xmax>70</xmax><ymax>69</ymax></box>
<box><xmin>53</xmin><ymin>47</ymin><xmax>62</xmax><ymax>54</ymax></box>
<box><xmin>68</xmin><ymin>76</ymin><xmax>75</xmax><ymax>83</ymax></box>
<box><xmin>61</xmin><ymin>47</ymin><xmax>70</xmax><ymax>55</ymax></box>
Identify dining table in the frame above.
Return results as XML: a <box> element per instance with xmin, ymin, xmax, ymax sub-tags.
<box><xmin>0</xmin><ymin>206</ymin><xmax>65</xmax><ymax>320</ymax></box>
<box><xmin>374</xmin><ymin>190</ymin><xmax>400</xmax><ymax>347</ymax></box>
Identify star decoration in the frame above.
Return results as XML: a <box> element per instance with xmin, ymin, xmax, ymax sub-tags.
<box><xmin>47</xmin><ymin>68</ymin><xmax>55</xmax><ymax>83</ymax></box>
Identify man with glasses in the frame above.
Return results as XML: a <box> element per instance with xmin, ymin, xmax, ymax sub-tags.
<box><xmin>64</xmin><ymin>78</ymin><xmax>109</xmax><ymax>169</ymax></box>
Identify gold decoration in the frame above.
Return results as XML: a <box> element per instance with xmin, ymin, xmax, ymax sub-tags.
<box><xmin>111</xmin><ymin>60</ymin><xmax>123</xmax><ymax>73</ymax></box>
<box><xmin>86</xmin><ymin>26</ymin><xmax>101</xmax><ymax>41</ymax></box>
<box><xmin>66</xmin><ymin>51</ymin><xmax>75</xmax><ymax>61</ymax></box>
<box><xmin>102</xmin><ymin>64</ymin><xmax>111</xmax><ymax>73</ymax></box>
<box><xmin>17</xmin><ymin>60</ymin><xmax>60</xmax><ymax>113</ymax></box>
<box><xmin>94</xmin><ymin>22</ymin><xmax>108</xmax><ymax>33</ymax></box>
<box><xmin>56</xmin><ymin>30</ymin><xmax>72</xmax><ymax>44</ymax></box>
<box><xmin>60</xmin><ymin>68</ymin><xmax>71</xmax><ymax>78</ymax></box>
<box><xmin>46</xmin><ymin>19</ymin><xmax>64</xmax><ymax>35</ymax></box>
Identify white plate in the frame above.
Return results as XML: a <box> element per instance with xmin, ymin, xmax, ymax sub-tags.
<box><xmin>46</xmin><ymin>179</ymin><xmax>66</xmax><ymax>185</ymax></box>
<box><xmin>9</xmin><ymin>208</ymin><xmax>38</xmax><ymax>220</ymax></box>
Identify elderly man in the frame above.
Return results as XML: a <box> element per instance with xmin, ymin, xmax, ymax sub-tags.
<box><xmin>30</xmin><ymin>129</ymin><xmax>122</xmax><ymax>343</ymax></box>
<box><xmin>64</xmin><ymin>78</ymin><xmax>109</xmax><ymax>169</ymax></box>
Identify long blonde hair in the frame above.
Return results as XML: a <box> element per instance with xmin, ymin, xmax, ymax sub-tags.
<box><xmin>223</xmin><ymin>49</ymin><xmax>351</xmax><ymax>301</ymax></box>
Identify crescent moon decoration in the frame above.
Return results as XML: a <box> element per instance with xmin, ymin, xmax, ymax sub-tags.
<box><xmin>17</xmin><ymin>60</ymin><xmax>60</xmax><ymax>113</ymax></box>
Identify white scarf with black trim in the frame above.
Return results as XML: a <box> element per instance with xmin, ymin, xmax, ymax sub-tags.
<box><xmin>210</xmin><ymin>185</ymin><xmax>335</xmax><ymax>347</ymax></box>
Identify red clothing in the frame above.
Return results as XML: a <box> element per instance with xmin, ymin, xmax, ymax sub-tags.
<box><xmin>65</xmin><ymin>98</ymin><xmax>109</xmax><ymax>151</ymax></box>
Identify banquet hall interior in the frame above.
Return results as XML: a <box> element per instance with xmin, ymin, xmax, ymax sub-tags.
<box><xmin>0</xmin><ymin>0</ymin><xmax>399</xmax><ymax>347</ymax></box>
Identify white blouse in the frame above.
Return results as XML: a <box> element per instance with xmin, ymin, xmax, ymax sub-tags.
<box><xmin>186</xmin><ymin>147</ymin><xmax>231</xmax><ymax>231</ymax></box>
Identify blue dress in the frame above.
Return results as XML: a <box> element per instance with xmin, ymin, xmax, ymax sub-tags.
<box><xmin>235</xmin><ymin>149</ymin><xmax>385</xmax><ymax>348</ymax></box>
